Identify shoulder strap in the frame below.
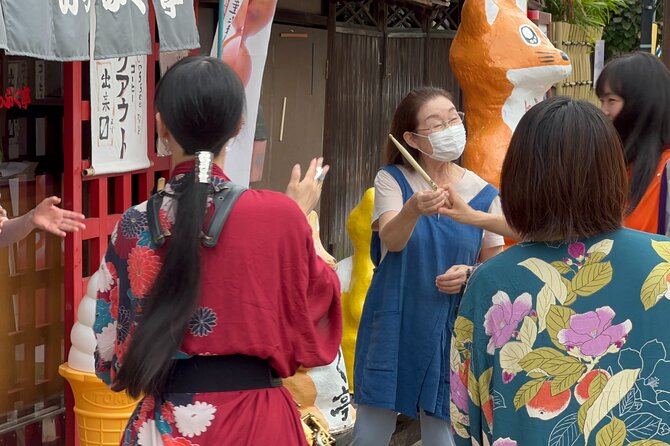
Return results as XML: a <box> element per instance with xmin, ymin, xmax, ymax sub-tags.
<box><xmin>201</xmin><ymin>183</ymin><xmax>247</xmax><ymax>248</ymax></box>
<box><xmin>147</xmin><ymin>192</ymin><xmax>167</xmax><ymax>248</ymax></box>
<box><xmin>381</xmin><ymin>165</ymin><xmax>414</xmax><ymax>203</ymax></box>
<box><xmin>468</xmin><ymin>184</ymin><xmax>499</xmax><ymax>213</ymax></box>
<box><xmin>147</xmin><ymin>182</ymin><xmax>247</xmax><ymax>249</ymax></box>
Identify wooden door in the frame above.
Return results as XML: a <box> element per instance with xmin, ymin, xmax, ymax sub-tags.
<box><xmin>251</xmin><ymin>24</ymin><xmax>328</xmax><ymax>193</ymax></box>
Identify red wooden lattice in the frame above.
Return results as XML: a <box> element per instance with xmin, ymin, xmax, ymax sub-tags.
<box><xmin>62</xmin><ymin>3</ymin><xmax>199</xmax><ymax>444</ymax></box>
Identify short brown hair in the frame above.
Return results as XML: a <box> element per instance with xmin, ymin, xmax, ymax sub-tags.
<box><xmin>385</xmin><ymin>87</ymin><xmax>453</xmax><ymax>166</ymax></box>
<box><xmin>501</xmin><ymin>97</ymin><xmax>627</xmax><ymax>241</ymax></box>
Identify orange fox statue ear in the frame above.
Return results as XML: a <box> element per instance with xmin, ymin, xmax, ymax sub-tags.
<box><xmin>450</xmin><ymin>0</ymin><xmax>571</xmax><ymax>187</ymax></box>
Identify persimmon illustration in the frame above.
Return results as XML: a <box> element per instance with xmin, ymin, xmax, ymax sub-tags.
<box><xmin>574</xmin><ymin>369</ymin><xmax>610</xmax><ymax>405</ymax></box>
<box><xmin>221</xmin><ymin>34</ymin><xmax>252</xmax><ymax>86</ymax></box>
<box><xmin>526</xmin><ymin>381</ymin><xmax>571</xmax><ymax>420</ymax></box>
<box><xmin>239</xmin><ymin>0</ymin><xmax>276</xmax><ymax>37</ymax></box>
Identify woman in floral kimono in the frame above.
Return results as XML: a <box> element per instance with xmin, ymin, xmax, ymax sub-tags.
<box><xmin>447</xmin><ymin>97</ymin><xmax>670</xmax><ymax>445</ymax></box>
<box><xmin>93</xmin><ymin>57</ymin><xmax>342</xmax><ymax>445</ymax></box>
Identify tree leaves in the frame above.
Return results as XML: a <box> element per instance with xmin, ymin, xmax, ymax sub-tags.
<box><xmin>519</xmin><ymin>347</ymin><xmax>564</xmax><ymax>371</ymax></box>
<box><xmin>588</xmin><ymin>239</ymin><xmax>614</xmax><ymax>256</ymax></box>
<box><xmin>518</xmin><ymin>316</ymin><xmax>538</xmax><ymax>348</ymax></box>
<box><xmin>651</xmin><ymin>240</ymin><xmax>670</xmax><ymax>262</ymax></box>
<box><xmin>584</xmin><ymin>369</ymin><xmax>641</xmax><ymax>443</ymax></box>
<box><xmin>549</xmin><ymin>413</ymin><xmax>582</xmax><ymax>446</ymax></box>
<box><xmin>595</xmin><ymin>417</ymin><xmax>626</xmax><ymax>446</ymax></box>
<box><xmin>468</xmin><ymin>368</ymin><xmax>480</xmax><ymax>407</ymax></box>
<box><xmin>454</xmin><ymin>316</ymin><xmax>474</xmax><ymax>343</ymax></box>
<box><xmin>500</xmin><ymin>342</ymin><xmax>531</xmax><ymax>374</ymax></box>
<box><xmin>537</xmin><ymin>285</ymin><xmax>555</xmax><ymax>333</ymax></box>
<box><xmin>640</xmin><ymin>263</ymin><xmax>670</xmax><ymax>311</ymax></box>
<box><xmin>571</xmin><ymin>262</ymin><xmax>613</xmax><ymax>297</ymax></box>
<box><xmin>552</xmin><ymin>261</ymin><xmax>573</xmax><ymax>274</ymax></box>
<box><xmin>589</xmin><ymin>372</ymin><xmax>609</xmax><ymax>398</ymax></box>
<box><xmin>514</xmin><ymin>378</ymin><xmax>545</xmax><ymax>410</ymax></box>
<box><xmin>546</xmin><ymin>305</ymin><xmax>575</xmax><ymax>351</ymax></box>
<box><xmin>624</xmin><ymin>412</ymin><xmax>663</xmax><ymax>440</ymax></box>
<box><xmin>628</xmin><ymin>441</ymin><xmax>670</xmax><ymax>446</ymax></box>
<box><xmin>519</xmin><ymin>258</ymin><xmax>568</xmax><ymax>304</ymax></box>
<box><xmin>478</xmin><ymin>368</ymin><xmax>493</xmax><ymax>405</ymax></box>
<box><xmin>551</xmin><ymin>368</ymin><xmax>585</xmax><ymax>395</ymax></box>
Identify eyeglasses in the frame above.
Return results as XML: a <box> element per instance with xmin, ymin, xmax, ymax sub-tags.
<box><xmin>415</xmin><ymin>112</ymin><xmax>465</xmax><ymax>135</ymax></box>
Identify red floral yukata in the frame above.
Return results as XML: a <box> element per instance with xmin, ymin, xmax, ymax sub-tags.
<box><xmin>93</xmin><ymin>161</ymin><xmax>342</xmax><ymax>445</ymax></box>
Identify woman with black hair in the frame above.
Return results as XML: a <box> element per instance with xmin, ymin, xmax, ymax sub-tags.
<box><xmin>93</xmin><ymin>57</ymin><xmax>342</xmax><ymax>445</ymax></box>
<box><xmin>596</xmin><ymin>52</ymin><xmax>670</xmax><ymax>234</ymax></box>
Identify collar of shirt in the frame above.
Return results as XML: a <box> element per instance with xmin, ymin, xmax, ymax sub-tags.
<box><xmin>172</xmin><ymin>160</ymin><xmax>229</xmax><ymax>181</ymax></box>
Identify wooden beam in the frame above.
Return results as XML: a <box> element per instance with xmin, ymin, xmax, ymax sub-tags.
<box><xmin>274</xmin><ymin>8</ymin><xmax>328</xmax><ymax>28</ymax></box>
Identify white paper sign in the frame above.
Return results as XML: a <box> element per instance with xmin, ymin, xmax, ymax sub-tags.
<box><xmin>90</xmin><ymin>56</ymin><xmax>150</xmax><ymax>175</ymax></box>
<box><xmin>594</xmin><ymin>40</ymin><xmax>605</xmax><ymax>85</ymax></box>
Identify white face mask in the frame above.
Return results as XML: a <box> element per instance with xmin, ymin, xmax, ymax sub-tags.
<box><xmin>417</xmin><ymin>124</ymin><xmax>466</xmax><ymax>162</ymax></box>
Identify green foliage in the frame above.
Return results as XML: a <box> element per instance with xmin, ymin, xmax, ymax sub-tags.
<box><xmin>603</xmin><ymin>0</ymin><xmax>664</xmax><ymax>60</ymax></box>
<box><xmin>545</xmin><ymin>0</ymin><xmax>628</xmax><ymax>28</ymax></box>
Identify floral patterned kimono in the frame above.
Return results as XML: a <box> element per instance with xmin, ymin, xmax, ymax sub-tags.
<box><xmin>451</xmin><ymin>228</ymin><xmax>670</xmax><ymax>446</ymax></box>
<box><xmin>93</xmin><ymin>161</ymin><xmax>342</xmax><ymax>445</ymax></box>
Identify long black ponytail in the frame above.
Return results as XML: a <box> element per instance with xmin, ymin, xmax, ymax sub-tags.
<box><xmin>113</xmin><ymin>57</ymin><xmax>245</xmax><ymax>398</ymax></box>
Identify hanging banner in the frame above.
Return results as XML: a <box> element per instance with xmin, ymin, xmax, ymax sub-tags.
<box><xmin>212</xmin><ymin>0</ymin><xmax>278</xmax><ymax>186</ymax></box>
<box><xmin>3</xmin><ymin>0</ymin><xmax>89</xmax><ymax>61</ymax></box>
<box><xmin>151</xmin><ymin>0</ymin><xmax>199</xmax><ymax>52</ymax></box>
<box><xmin>94</xmin><ymin>0</ymin><xmax>151</xmax><ymax>59</ymax></box>
<box><xmin>0</xmin><ymin>3</ymin><xmax>7</xmax><ymax>51</ymax></box>
<box><xmin>90</xmin><ymin>56</ymin><xmax>150</xmax><ymax>175</ymax></box>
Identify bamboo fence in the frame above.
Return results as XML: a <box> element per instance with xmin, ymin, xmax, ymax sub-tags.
<box><xmin>553</xmin><ymin>22</ymin><xmax>603</xmax><ymax>104</ymax></box>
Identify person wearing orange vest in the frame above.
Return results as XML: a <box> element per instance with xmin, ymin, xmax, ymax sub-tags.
<box><xmin>596</xmin><ymin>52</ymin><xmax>670</xmax><ymax>235</ymax></box>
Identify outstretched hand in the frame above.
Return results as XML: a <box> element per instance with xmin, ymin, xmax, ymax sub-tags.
<box><xmin>438</xmin><ymin>184</ymin><xmax>476</xmax><ymax>224</ymax></box>
<box><xmin>31</xmin><ymin>196</ymin><xmax>86</xmax><ymax>237</ymax></box>
<box><xmin>285</xmin><ymin>157</ymin><xmax>330</xmax><ymax>215</ymax></box>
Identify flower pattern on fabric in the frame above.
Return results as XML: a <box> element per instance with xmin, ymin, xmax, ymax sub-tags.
<box><xmin>137</xmin><ymin>420</ymin><xmax>161</xmax><ymax>446</ymax></box>
<box><xmin>161</xmin><ymin>436</ymin><xmax>198</xmax><ymax>446</ymax></box>
<box><xmin>188</xmin><ymin>307</ymin><xmax>218</xmax><ymax>337</ymax></box>
<box><xmin>173</xmin><ymin>402</ymin><xmax>216</xmax><ymax>438</ymax></box>
<box><xmin>96</xmin><ymin>322</ymin><xmax>117</xmax><ymax>363</ymax></box>
<box><xmin>122</xmin><ymin>208</ymin><xmax>148</xmax><ymax>239</ymax></box>
<box><xmin>117</xmin><ymin>307</ymin><xmax>132</xmax><ymax>343</ymax></box>
<box><xmin>159</xmin><ymin>208</ymin><xmax>172</xmax><ymax>233</ymax></box>
<box><xmin>618</xmin><ymin>339</ymin><xmax>670</xmax><ymax>414</ymax></box>
<box><xmin>557</xmin><ymin>306</ymin><xmax>631</xmax><ymax>357</ymax></box>
<box><xmin>484</xmin><ymin>292</ymin><xmax>532</xmax><ymax>354</ymax></box>
<box><xmin>450</xmin><ymin>237</ymin><xmax>670</xmax><ymax>446</ymax></box>
<box><xmin>451</xmin><ymin>368</ymin><xmax>469</xmax><ymax>412</ymax></box>
<box><xmin>128</xmin><ymin>246</ymin><xmax>162</xmax><ymax>297</ymax></box>
<box><xmin>99</xmin><ymin>261</ymin><xmax>118</xmax><ymax>292</ymax></box>
<box><xmin>492</xmin><ymin>439</ymin><xmax>518</xmax><ymax>446</ymax></box>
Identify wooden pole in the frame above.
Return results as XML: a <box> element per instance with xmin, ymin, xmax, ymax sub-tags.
<box><xmin>664</xmin><ymin>0</ymin><xmax>670</xmax><ymax>69</ymax></box>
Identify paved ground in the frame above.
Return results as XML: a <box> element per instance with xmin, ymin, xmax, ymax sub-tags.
<box><xmin>334</xmin><ymin>416</ymin><xmax>421</xmax><ymax>445</ymax></box>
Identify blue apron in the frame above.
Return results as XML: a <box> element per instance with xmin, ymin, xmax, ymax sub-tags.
<box><xmin>354</xmin><ymin>165</ymin><xmax>498</xmax><ymax>420</ymax></box>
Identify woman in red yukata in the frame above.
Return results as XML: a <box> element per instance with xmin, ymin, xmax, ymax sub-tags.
<box><xmin>93</xmin><ymin>56</ymin><xmax>342</xmax><ymax>446</ymax></box>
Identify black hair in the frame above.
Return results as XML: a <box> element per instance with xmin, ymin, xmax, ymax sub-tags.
<box><xmin>113</xmin><ymin>57</ymin><xmax>245</xmax><ymax>398</ymax></box>
<box><xmin>596</xmin><ymin>52</ymin><xmax>670</xmax><ymax>213</ymax></box>
<box><xmin>501</xmin><ymin>96</ymin><xmax>627</xmax><ymax>241</ymax></box>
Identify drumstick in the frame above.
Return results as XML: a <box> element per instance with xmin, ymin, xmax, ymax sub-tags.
<box><xmin>388</xmin><ymin>134</ymin><xmax>439</xmax><ymax>191</ymax></box>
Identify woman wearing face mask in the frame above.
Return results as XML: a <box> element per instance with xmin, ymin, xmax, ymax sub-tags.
<box><xmin>351</xmin><ymin>87</ymin><xmax>505</xmax><ymax>445</ymax></box>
